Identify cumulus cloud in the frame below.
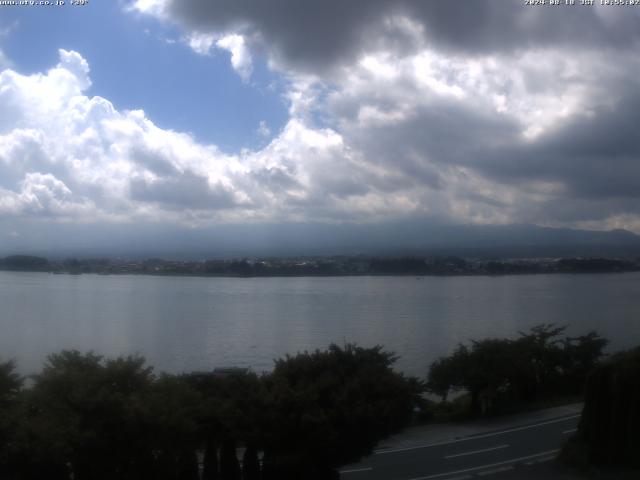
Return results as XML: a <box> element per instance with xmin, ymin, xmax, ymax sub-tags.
<box><xmin>4</xmin><ymin>0</ymin><xmax>640</xmax><ymax>240</ymax></box>
<box><xmin>185</xmin><ymin>32</ymin><xmax>216</xmax><ymax>55</ymax></box>
<box><xmin>0</xmin><ymin>49</ymin><xmax>247</xmax><ymax>224</ymax></box>
<box><xmin>216</xmin><ymin>34</ymin><xmax>252</xmax><ymax>81</ymax></box>
<box><xmin>181</xmin><ymin>32</ymin><xmax>253</xmax><ymax>80</ymax></box>
<box><xmin>0</xmin><ymin>50</ymin><xmax>386</xmax><ymax>227</ymax></box>
<box><xmin>128</xmin><ymin>0</ymin><xmax>640</xmax><ymax>232</ymax></box>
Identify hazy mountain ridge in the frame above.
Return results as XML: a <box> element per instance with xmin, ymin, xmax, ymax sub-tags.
<box><xmin>2</xmin><ymin>222</ymin><xmax>640</xmax><ymax>260</ymax></box>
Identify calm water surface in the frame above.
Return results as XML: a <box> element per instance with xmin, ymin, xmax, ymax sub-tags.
<box><xmin>1</xmin><ymin>271</ymin><xmax>639</xmax><ymax>376</ymax></box>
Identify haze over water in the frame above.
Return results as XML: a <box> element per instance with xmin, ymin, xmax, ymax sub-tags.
<box><xmin>1</xmin><ymin>271</ymin><xmax>639</xmax><ymax>377</ymax></box>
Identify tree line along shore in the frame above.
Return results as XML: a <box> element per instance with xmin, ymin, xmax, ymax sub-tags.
<box><xmin>1</xmin><ymin>254</ymin><xmax>639</xmax><ymax>277</ymax></box>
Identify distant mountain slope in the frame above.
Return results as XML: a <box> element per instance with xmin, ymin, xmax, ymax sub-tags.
<box><xmin>2</xmin><ymin>222</ymin><xmax>640</xmax><ymax>259</ymax></box>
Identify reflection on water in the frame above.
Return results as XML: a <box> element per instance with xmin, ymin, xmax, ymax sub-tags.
<box><xmin>1</xmin><ymin>271</ymin><xmax>640</xmax><ymax>376</ymax></box>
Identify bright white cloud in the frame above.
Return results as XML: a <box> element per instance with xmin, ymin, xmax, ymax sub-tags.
<box><xmin>0</xmin><ymin>50</ymin><xmax>378</xmax><ymax>226</ymax></box>
<box><xmin>130</xmin><ymin>0</ymin><xmax>166</xmax><ymax>17</ymax></box>
<box><xmin>3</xmin><ymin>21</ymin><xmax>640</xmax><ymax>237</ymax></box>
<box><xmin>182</xmin><ymin>32</ymin><xmax>253</xmax><ymax>81</ymax></box>
<box><xmin>185</xmin><ymin>32</ymin><xmax>216</xmax><ymax>55</ymax></box>
<box><xmin>0</xmin><ymin>49</ymin><xmax>244</xmax><ymax>223</ymax></box>
<box><xmin>216</xmin><ymin>34</ymin><xmax>253</xmax><ymax>82</ymax></box>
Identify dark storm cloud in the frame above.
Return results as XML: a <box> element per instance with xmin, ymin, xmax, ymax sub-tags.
<box><xmin>337</xmin><ymin>96</ymin><xmax>521</xmax><ymax>193</ymax></box>
<box><xmin>341</xmin><ymin>86</ymin><xmax>640</xmax><ymax>222</ymax></box>
<box><xmin>357</xmin><ymin>102</ymin><xmax>519</xmax><ymax>166</ymax></box>
<box><xmin>475</xmin><ymin>88</ymin><xmax>640</xmax><ymax>200</ymax></box>
<box><xmin>404</xmin><ymin>2</ymin><xmax>639</xmax><ymax>54</ymax></box>
<box><xmin>152</xmin><ymin>0</ymin><xmax>640</xmax><ymax>73</ymax></box>
<box><xmin>526</xmin><ymin>196</ymin><xmax>640</xmax><ymax>224</ymax></box>
<box><xmin>162</xmin><ymin>0</ymin><xmax>390</xmax><ymax>73</ymax></box>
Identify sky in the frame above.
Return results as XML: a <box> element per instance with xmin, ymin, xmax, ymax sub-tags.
<box><xmin>1</xmin><ymin>0</ymin><xmax>640</xmax><ymax>256</ymax></box>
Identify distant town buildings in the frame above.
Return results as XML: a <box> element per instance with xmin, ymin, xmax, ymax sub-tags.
<box><xmin>1</xmin><ymin>254</ymin><xmax>638</xmax><ymax>277</ymax></box>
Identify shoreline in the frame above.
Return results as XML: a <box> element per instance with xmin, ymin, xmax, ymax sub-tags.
<box><xmin>1</xmin><ymin>268</ymin><xmax>639</xmax><ymax>279</ymax></box>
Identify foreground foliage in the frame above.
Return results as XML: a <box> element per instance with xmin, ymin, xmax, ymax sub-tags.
<box><xmin>0</xmin><ymin>345</ymin><xmax>421</xmax><ymax>480</ymax></box>
<box><xmin>562</xmin><ymin>346</ymin><xmax>640</xmax><ymax>469</ymax></box>
<box><xmin>260</xmin><ymin>345</ymin><xmax>422</xmax><ymax>478</ymax></box>
<box><xmin>427</xmin><ymin>324</ymin><xmax>607</xmax><ymax>416</ymax></box>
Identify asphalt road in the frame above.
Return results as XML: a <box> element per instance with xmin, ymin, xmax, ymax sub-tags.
<box><xmin>339</xmin><ymin>413</ymin><xmax>580</xmax><ymax>480</ymax></box>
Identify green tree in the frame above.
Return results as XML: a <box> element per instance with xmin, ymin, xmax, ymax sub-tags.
<box><xmin>427</xmin><ymin>348</ymin><xmax>466</xmax><ymax>402</ymax></box>
<box><xmin>427</xmin><ymin>325</ymin><xmax>608</xmax><ymax>416</ymax></box>
<box><xmin>261</xmin><ymin>344</ymin><xmax>422</xmax><ymax>477</ymax></box>
<box><xmin>428</xmin><ymin>340</ymin><xmax>519</xmax><ymax>416</ymax></box>
<box><xmin>145</xmin><ymin>374</ymin><xmax>203</xmax><ymax>480</ymax></box>
<box><xmin>177</xmin><ymin>449</ymin><xmax>199</xmax><ymax>480</ymax></box>
<box><xmin>0</xmin><ymin>360</ymin><xmax>23</xmax><ymax>478</ymax></box>
<box><xmin>559</xmin><ymin>331</ymin><xmax>608</xmax><ymax>394</ymax></box>
<box><xmin>0</xmin><ymin>360</ymin><xmax>22</xmax><ymax>401</ymax></box>
<box><xmin>202</xmin><ymin>440</ymin><xmax>219</xmax><ymax>480</ymax></box>
<box><xmin>512</xmin><ymin>324</ymin><xmax>567</xmax><ymax>399</ymax></box>
<box><xmin>242</xmin><ymin>444</ymin><xmax>260</xmax><ymax>480</ymax></box>
<box><xmin>573</xmin><ymin>346</ymin><xmax>640</xmax><ymax>467</ymax></box>
<box><xmin>219</xmin><ymin>438</ymin><xmax>241</xmax><ymax>480</ymax></box>
<box><xmin>183</xmin><ymin>370</ymin><xmax>265</xmax><ymax>448</ymax></box>
<box><xmin>15</xmin><ymin>351</ymin><xmax>160</xmax><ymax>480</ymax></box>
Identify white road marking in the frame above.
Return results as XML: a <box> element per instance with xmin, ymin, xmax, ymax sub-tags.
<box><xmin>375</xmin><ymin>415</ymin><xmax>579</xmax><ymax>455</ymax></box>
<box><xmin>477</xmin><ymin>465</ymin><xmax>514</xmax><ymax>476</ymax></box>
<box><xmin>444</xmin><ymin>444</ymin><xmax>509</xmax><ymax>459</ymax></box>
<box><xmin>535</xmin><ymin>455</ymin><xmax>557</xmax><ymax>463</ymax></box>
<box><xmin>562</xmin><ymin>428</ymin><xmax>577</xmax><ymax>434</ymax></box>
<box><xmin>523</xmin><ymin>454</ymin><xmax>557</xmax><ymax>467</ymax></box>
<box><xmin>406</xmin><ymin>449</ymin><xmax>560</xmax><ymax>480</ymax></box>
<box><xmin>339</xmin><ymin>467</ymin><xmax>373</xmax><ymax>474</ymax></box>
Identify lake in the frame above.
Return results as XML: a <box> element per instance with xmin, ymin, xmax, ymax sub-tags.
<box><xmin>1</xmin><ymin>271</ymin><xmax>639</xmax><ymax>377</ymax></box>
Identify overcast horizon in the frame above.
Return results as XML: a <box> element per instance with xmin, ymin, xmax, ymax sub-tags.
<box><xmin>1</xmin><ymin>1</ymin><xmax>640</xmax><ymax>256</ymax></box>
